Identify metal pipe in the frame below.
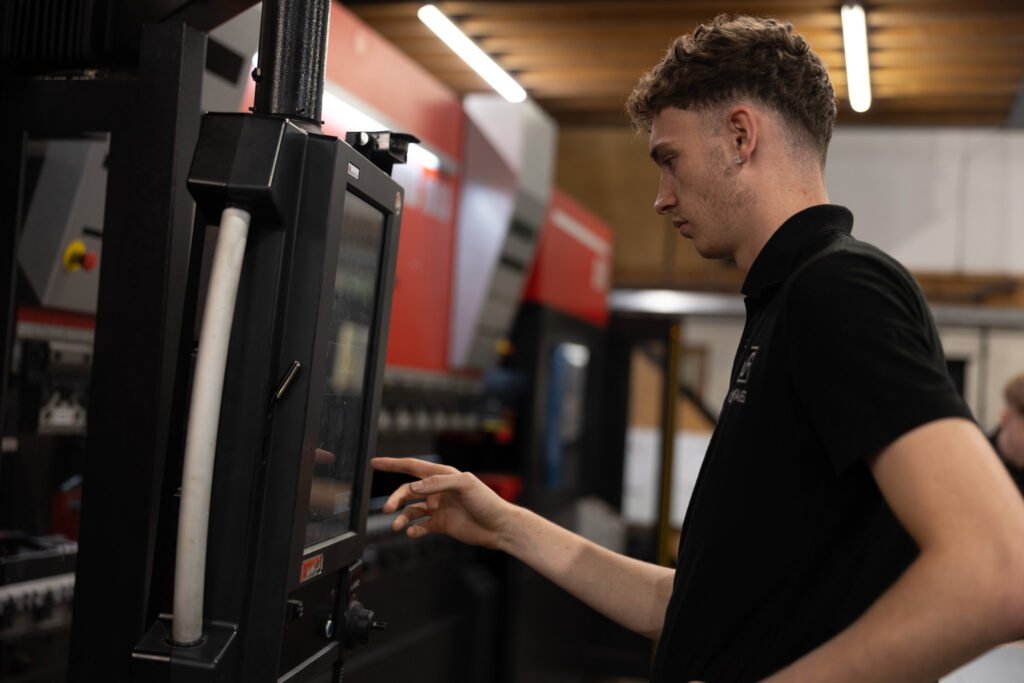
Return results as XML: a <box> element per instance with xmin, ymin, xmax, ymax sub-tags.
<box><xmin>172</xmin><ymin>207</ymin><xmax>251</xmax><ymax>646</ymax></box>
<box><xmin>253</xmin><ymin>0</ymin><xmax>330</xmax><ymax>124</ymax></box>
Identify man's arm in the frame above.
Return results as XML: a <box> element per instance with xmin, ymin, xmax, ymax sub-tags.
<box><xmin>372</xmin><ymin>457</ymin><xmax>675</xmax><ymax>639</ymax></box>
<box><xmin>498</xmin><ymin>504</ymin><xmax>675</xmax><ymax>639</ymax></box>
<box><xmin>765</xmin><ymin>417</ymin><xmax>1024</xmax><ymax>683</ymax></box>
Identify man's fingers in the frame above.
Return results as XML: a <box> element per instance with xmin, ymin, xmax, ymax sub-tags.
<box><xmin>393</xmin><ymin>503</ymin><xmax>431</xmax><ymax>531</ymax></box>
<box><xmin>393</xmin><ymin>503</ymin><xmax>436</xmax><ymax>540</ymax></box>
<box><xmin>371</xmin><ymin>456</ymin><xmax>457</xmax><ymax>479</ymax></box>
<box><xmin>383</xmin><ymin>481</ymin><xmax>421</xmax><ymax>514</ymax></box>
<box><xmin>381</xmin><ymin>473</ymin><xmax>469</xmax><ymax>514</ymax></box>
<box><xmin>405</xmin><ymin>523</ymin><xmax>431</xmax><ymax>539</ymax></box>
<box><xmin>410</xmin><ymin>472</ymin><xmax>469</xmax><ymax>496</ymax></box>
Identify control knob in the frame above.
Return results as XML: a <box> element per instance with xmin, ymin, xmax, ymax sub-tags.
<box><xmin>344</xmin><ymin>600</ymin><xmax>386</xmax><ymax>649</ymax></box>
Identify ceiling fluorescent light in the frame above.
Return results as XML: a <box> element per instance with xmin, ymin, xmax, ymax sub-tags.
<box><xmin>417</xmin><ymin>4</ymin><xmax>527</xmax><ymax>103</ymax></box>
<box><xmin>841</xmin><ymin>3</ymin><xmax>872</xmax><ymax>113</ymax></box>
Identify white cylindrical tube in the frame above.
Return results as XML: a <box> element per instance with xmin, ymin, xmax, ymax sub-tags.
<box><xmin>172</xmin><ymin>207</ymin><xmax>251</xmax><ymax>645</ymax></box>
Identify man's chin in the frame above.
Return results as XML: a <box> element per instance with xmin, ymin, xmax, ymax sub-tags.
<box><xmin>691</xmin><ymin>241</ymin><xmax>728</xmax><ymax>261</ymax></box>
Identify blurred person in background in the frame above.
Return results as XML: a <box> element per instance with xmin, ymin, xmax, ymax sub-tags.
<box><xmin>991</xmin><ymin>373</ymin><xmax>1024</xmax><ymax>495</ymax></box>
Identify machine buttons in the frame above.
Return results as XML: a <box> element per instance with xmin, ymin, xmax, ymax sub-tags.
<box><xmin>323</xmin><ymin>618</ymin><xmax>334</xmax><ymax>639</ymax></box>
<box><xmin>62</xmin><ymin>239</ymin><xmax>98</xmax><ymax>272</ymax></box>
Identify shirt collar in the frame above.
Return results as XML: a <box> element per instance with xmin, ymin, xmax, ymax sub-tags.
<box><xmin>740</xmin><ymin>204</ymin><xmax>854</xmax><ymax>299</ymax></box>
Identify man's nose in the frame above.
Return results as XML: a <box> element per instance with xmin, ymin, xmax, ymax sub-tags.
<box><xmin>654</xmin><ymin>177</ymin><xmax>675</xmax><ymax>215</ymax></box>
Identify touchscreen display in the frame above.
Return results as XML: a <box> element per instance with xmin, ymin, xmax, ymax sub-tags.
<box><xmin>305</xmin><ymin>192</ymin><xmax>385</xmax><ymax>548</ymax></box>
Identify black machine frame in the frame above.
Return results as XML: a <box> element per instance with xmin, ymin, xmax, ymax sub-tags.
<box><xmin>0</xmin><ymin>22</ymin><xmax>209</xmax><ymax>683</ymax></box>
<box><xmin>130</xmin><ymin>115</ymin><xmax>404</xmax><ymax>683</ymax></box>
<box><xmin>2</xmin><ymin>0</ymin><xmax>408</xmax><ymax>679</ymax></box>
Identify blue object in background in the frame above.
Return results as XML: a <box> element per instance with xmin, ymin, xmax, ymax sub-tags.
<box><xmin>544</xmin><ymin>342</ymin><xmax>590</xmax><ymax>489</ymax></box>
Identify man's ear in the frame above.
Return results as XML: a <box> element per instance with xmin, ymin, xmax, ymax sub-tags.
<box><xmin>727</xmin><ymin>106</ymin><xmax>758</xmax><ymax>164</ymax></box>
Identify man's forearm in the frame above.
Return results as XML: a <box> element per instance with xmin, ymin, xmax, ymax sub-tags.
<box><xmin>497</xmin><ymin>505</ymin><xmax>675</xmax><ymax>639</ymax></box>
<box><xmin>764</xmin><ymin>546</ymin><xmax>1024</xmax><ymax>683</ymax></box>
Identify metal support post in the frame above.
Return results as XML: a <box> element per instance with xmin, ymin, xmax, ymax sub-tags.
<box><xmin>656</xmin><ymin>321</ymin><xmax>681</xmax><ymax>568</ymax></box>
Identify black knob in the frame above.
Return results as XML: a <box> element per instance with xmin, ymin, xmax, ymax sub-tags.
<box><xmin>345</xmin><ymin>600</ymin><xmax>386</xmax><ymax>649</ymax></box>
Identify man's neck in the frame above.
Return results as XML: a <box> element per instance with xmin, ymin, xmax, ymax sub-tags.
<box><xmin>735</xmin><ymin>184</ymin><xmax>830</xmax><ymax>273</ymax></box>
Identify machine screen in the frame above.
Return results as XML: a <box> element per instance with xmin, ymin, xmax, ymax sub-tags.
<box><xmin>305</xmin><ymin>192</ymin><xmax>385</xmax><ymax>548</ymax></box>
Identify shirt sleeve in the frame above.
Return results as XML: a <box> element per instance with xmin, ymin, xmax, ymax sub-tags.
<box><xmin>785</xmin><ymin>250</ymin><xmax>974</xmax><ymax>475</ymax></box>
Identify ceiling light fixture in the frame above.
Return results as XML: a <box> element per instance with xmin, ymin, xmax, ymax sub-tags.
<box><xmin>417</xmin><ymin>4</ymin><xmax>527</xmax><ymax>103</ymax></box>
<box><xmin>841</xmin><ymin>3</ymin><xmax>872</xmax><ymax>113</ymax></box>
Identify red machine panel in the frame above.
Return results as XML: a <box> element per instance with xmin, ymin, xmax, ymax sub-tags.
<box><xmin>380</xmin><ymin>167</ymin><xmax>458</xmax><ymax>370</ymax></box>
<box><xmin>523</xmin><ymin>189</ymin><xmax>613</xmax><ymax>327</ymax></box>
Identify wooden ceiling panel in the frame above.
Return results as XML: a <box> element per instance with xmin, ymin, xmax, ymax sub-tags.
<box><xmin>344</xmin><ymin>0</ymin><xmax>1024</xmax><ymax>128</ymax></box>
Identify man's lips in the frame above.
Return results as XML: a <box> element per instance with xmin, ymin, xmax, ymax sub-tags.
<box><xmin>673</xmin><ymin>219</ymin><xmax>690</xmax><ymax>235</ymax></box>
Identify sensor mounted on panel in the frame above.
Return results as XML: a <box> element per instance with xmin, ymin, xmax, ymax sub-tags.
<box><xmin>344</xmin><ymin>131</ymin><xmax>420</xmax><ymax>175</ymax></box>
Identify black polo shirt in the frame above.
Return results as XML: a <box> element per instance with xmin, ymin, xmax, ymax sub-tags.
<box><xmin>651</xmin><ymin>205</ymin><xmax>973</xmax><ymax>682</ymax></box>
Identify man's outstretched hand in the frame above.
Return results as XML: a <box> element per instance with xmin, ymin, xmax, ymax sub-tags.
<box><xmin>371</xmin><ymin>457</ymin><xmax>517</xmax><ymax>551</ymax></box>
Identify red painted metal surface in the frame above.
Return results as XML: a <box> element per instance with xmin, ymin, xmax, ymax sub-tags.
<box><xmin>379</xmin><ymin>167</ymin><xmax>458</xmax><ymax>370</ymax></box>
<box><xmin>17</xmin><ymin>305</ymin><xmax>96</xmax><ymax>329</ymax></box>
<box><xmin>523</xmin><ymin>189</ymin><xmax>613</xmax><ymax>327</ymax></box>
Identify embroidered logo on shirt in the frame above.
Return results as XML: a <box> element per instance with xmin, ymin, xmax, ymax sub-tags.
<box><xmin>737</xmin><ymin>346</ymin><xmax>759</xmax><ymax>385</ymax></box>
<box><xmin>728</xmin><ymin>346</ymin><xmax>759</xmax><ymax>405</ymax></box>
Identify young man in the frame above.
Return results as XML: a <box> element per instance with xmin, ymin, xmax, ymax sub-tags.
<box><xmin>991</xmin><ymin>373</ymin><xmax>1024</xmax><ymax>495</ymax></box>
<box><xmin>373</xmin><ymin>15</ymin><xmax>1024</xmax><ymax>682</ymax></box>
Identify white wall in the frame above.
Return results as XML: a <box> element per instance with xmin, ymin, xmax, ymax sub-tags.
<box><xmin>827</xmin><ymin>127</ymin><xmax>1024</xmax><ymax>275</ymax></box>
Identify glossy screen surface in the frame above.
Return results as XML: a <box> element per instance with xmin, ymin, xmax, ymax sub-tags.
<box><xmin>305</xmin><ymin>192</ymin><xmax>385</xmax><ymax>549</ymax></box>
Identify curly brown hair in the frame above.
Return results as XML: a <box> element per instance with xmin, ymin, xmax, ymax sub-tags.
<box><xmin>626</xmin><ymin>15</ymin><xmax>836</xmax><ymax>167</ymax></box>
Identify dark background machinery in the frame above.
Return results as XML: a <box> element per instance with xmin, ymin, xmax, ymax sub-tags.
<box><xmin>2</xmin><ymin>6</ymin><xmax>216</xmax><ymax>678</ymax></box>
